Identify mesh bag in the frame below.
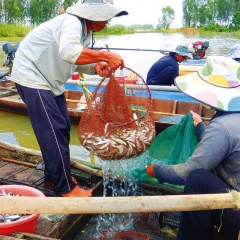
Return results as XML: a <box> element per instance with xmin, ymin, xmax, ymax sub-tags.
<box><xmin>78</xmin><ymin>67</ymin><xmax>155</xmax><ymax>160</ymax></box>
<box><xmin>148</xmin><ymin>113</ymin><xmax>198</xmax><ymax>165</ymax></box>
<box><xmin>131</xmin><ymin>113</ymin><xmax>198</xmax><ymax>185</ymax></box>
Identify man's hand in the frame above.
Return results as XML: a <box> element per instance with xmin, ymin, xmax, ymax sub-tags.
<box><xmin>94</xmin><ymin>62</ymin><xmax>110</xmax><ymax>77</ymax></box>
<box><xmin>105</xmin><ymin>52</ymin><xmax>125</xmax><ymax>71</ymax></box>
<box><xmin>190</xmin><ymin>110</ymin><xmax>202</xmax><ymax>126</ymax></box>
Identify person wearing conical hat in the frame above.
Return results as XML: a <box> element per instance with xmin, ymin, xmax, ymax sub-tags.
<box><xmin>146</xmin><ymin>56</ymin><xmax>240</xmax><ymax>240</ymax></box>
<box><xmin>146</xmin><ymin>45</ymin><xmax>192</xmax><ymax>86</ymax></box>
<box><xmin>229</xmin><ymin>44</ymin><xmax>240</xmax><ymax>63</ymax></box>
<box><xmin>10</xmin><ymin>0</ymin><xmax>128</xmax><ymax>197</ymax></box>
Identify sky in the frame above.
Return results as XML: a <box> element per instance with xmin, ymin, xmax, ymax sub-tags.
<box><xmin>110</xmin><ymin>0</ymin><xmax>183</xmax><ymax>28</ymax></box>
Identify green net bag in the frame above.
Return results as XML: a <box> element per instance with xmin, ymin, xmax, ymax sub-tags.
<box><xmin>148</xmin><ymin>113</ymin><xmax>198</xmax><ymax>165</ymax></box>
<box><xmin>131</xmin><ymin>113</ymin><xmax>198</xmax><ymax>185</ymax></box>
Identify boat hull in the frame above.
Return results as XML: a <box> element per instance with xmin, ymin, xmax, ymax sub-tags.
<box><xmin>0</xmin><ymin>81</ymin><xmax>215</xmax><ymax>134</ymax></box>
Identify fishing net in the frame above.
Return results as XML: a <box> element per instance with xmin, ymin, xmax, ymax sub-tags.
<box><xmin>148</xmin><ymin>113</ymin><xmax>198</xmax><ymax>165</ymax></box>
<box><xmin>131</xmin><ymin>113</ymin><xmax>198</xmax><ymax>183</ymax></box>
<box><xmin>78</xmin><ymin>67</ymin><xmax>155</xmax><ymax>160</ymax></box>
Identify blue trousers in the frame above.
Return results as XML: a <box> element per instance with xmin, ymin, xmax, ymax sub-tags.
<box><xmin>177</xmin><ymin>169</ymin><xmax>240</xmax><ymax>240</ymax></box>
<box><xmin>15</xmin><ymin>84</ymin><xmax>76</xmax><ymax>195</ymax></box>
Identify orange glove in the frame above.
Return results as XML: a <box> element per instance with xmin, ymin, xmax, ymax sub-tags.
<box><xmin>146</xmin><ymin>164</ymin><xmax>155</xmax><ymax>177</ymax></box>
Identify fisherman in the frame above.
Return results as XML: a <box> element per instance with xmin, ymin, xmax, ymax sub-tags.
<box><xmin>146</xmin><ymin>56</ymin><xmax>240</xmax><ymax>240</ymax></box>
<box><xmin>10</xmin><ymin>0</ymin><xmax>128</xmax><ymax>197</ymax></box>
<box><xmin>146</xmin><ymin>45</ymin><xmax>192</xmax><ymax>86</ymax></box>
<box><xmin>229</xmin><ymin>44</ymin><xmax>240</xmax><ymax>63</ymax></box>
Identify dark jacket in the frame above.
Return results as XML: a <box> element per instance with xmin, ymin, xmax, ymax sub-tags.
<box><xmin>146</xmin><ymin>53</ymin><xmax>179</xmax><ymax>86</ymax></box>
<box><xmin>153</xmin><ymin>112</ymin><xmax>240</xmax><ymax>191</ymax></box>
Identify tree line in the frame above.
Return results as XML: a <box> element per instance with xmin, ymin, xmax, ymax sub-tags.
<box><xmin>0</xmin><ymin>0</ymin><xmax>77</xmax><ymax>26</ymax></box>
<box><xmin>182</xmin><ymin>0</ymin><xmax>240</xmax><ymax>29</ymax></box>
<box><xmin>1</xmin><ymin>0</ymin><xmax>240</xmax><ymax>30</ymax></box>
<box><xmin>158</xmin><ymin>0</ymin><xmax>240</xmax><ymax>30</ymax></box>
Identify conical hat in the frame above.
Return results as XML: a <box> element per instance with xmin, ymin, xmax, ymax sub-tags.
<box><xmin>66</xmin><ymin>0</ymin><xmax>128</xmax><ymax>21</ymax></box>
<box><xmin>175</xmin><ymin>56</ymin><xmax>240</xmax><ymax>112</ymax></box>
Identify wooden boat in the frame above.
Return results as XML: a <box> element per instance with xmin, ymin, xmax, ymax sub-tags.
<box><xmin>0</xmin><ymin>140</ymin><xmax>237</xmax><ymax>240</ymax></box>
<box><xmin>0</xmin><ymin>137</ymin><xmax>183</xmax><ymax>239</ymax></box>
<box><xmin>0</xmin><ymin>80</ymin><xmax>215</xmax><ymax>135</ymax></box>
<box><xmin>179</xmin><ymin>63</ymin><xmax>202</xmax><ymax>76</ymax></box>
<box><xmin>0</xmin><ymin>140</ymin><xmax>104</xmax><ymax>239</ymax></box>
<box><xmin>0</xmin><ymin>81</ymin><xmax>234</xmax><ymax>240</ymax></box>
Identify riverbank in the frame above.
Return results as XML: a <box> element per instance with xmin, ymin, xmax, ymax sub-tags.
<box><xmin>2</xmin><ymin>22</ymin><xmax>240</xmax><ymax>38</ymax></box>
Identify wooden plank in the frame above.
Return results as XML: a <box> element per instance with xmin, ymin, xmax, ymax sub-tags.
<box><xmin>0</xmin><ymin>86</ymin><xmax>18</xmax><ymax>93</ymax></box>
<box><xmin>0</xmin><ymin>89</ymin><xmax>214</xmax><ymax>129</ymax></box>
<box><xmin>0</xmin><ymin>160</ymin><xmax>8</xmax><ymax>167</ymax></box>
<box><xmin>0</xmin><ymin>162</ymin><xmax>28</xmax><ymax>179</ymax></box>
<box><xmin>11</xmin><ymin>232</ymin><xmax>59</xmax><ymax>240</ymax></box>
<box><xmin>0</xmin><ymin>236</ymin><xmax>21</xmax><ymax>240</ymax></box>
<box><xmin>0</xmin><ymin>192</ymin><xmax>238</xmax><ymax>214</ymax></box>
<box><xmin>138</xmin><ymin>182</ymin><xmax>183</xmax><ymax>195</ymax></box>
<box><xmin>43</xmin><ymin>214</ymin><xmax>84</xmax><ymax>238</ymax></box>
<box><xmin>2</xmin><ymin>158</ymin><xmax>36</xmax><ymax>167</ymax></box>
<box><xmin>33</xmin><ymin>179</ymin><xmax>55</xmax><ymax>196</ymax></box>
<box><xmin>35</xmin><ymin>217</ymin><xmax>61</xmax><ymax>238</ymax></box>
<box><xmin>7</xmin><ymin>167</ymin><xmax>44</xmax><ymax>186</ymax></box>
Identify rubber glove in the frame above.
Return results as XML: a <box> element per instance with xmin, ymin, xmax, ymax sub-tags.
<box><xmin>145</xmin><ymin>164</ymin><xmax>155</xmax><ymax>177</ymax></box>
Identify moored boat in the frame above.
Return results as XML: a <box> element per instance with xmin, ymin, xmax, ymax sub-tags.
<box><xmin>0</xmin><ymin>136</ymin><xmax>182</xmax><ymax>239</ymax></box>
<box><xmin>0</xmin><ymin>80</ymin><xmax>215</xmax><ymax>134</ymax></box>
<box><xmin>0</xmin><ymin>140</ymin><xmax>238</xmax><ymax>240</ymax></box>
<box><xmin>0</xmin><ymin>139</ymin><xmax>103</xmax><ymax>239</ymax></box>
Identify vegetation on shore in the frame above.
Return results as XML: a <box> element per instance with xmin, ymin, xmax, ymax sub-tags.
<box><xmin>0</xmin><ymin>24</ymin><xmax>32</xmax><ymax>38</ymax></box>
<box><xmin>1</xmin><ymin>0</ymin><xmax>240</xmax><ymax>37</ymax></box>
<box><xmin>2</xmin><ymin>23</ymin><xmax>240</xmax><ymax>39</ymax></box>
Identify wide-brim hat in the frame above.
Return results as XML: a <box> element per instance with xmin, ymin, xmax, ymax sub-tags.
<box><xmin>66</xmin><ymin>0</ymin><xmax>128</xmax><ymax>21</ymax></box>
<box><xmin>175</xmin><ymin>56</ymin><xmax>240</xmax><ymax>112</ymax></box>
<box><xmin>171</xmin><ymin>45</ymin><xmax>193</xmax><ymax>59</ymax></box>
<box><xmin>229</xmin><ymin>45</ymin><xmax>240</xmax><ymax>59</ymax></box>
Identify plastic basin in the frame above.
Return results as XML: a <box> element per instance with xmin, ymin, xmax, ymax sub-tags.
<box><xmin>0</xmin><ymin>185</ymin><xmax>45</xmax><ymax>236</ymax></box>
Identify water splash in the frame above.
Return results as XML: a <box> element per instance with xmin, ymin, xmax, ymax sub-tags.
<box><xmin>90</xmin><ymin>150</ymin><xmax>159</xmax><ymax>239</ymax></box>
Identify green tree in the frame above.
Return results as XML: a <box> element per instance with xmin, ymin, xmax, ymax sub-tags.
<box><xmin>182</xmin><ymin>0</ymin><xmax>198</xmax><ymax>27</ymax></box>
<box><xmin>29</xmin><ymin>0</ymin><xmax>59</xmax><ymax>26</ymax></box>
<box><xmin>215</xmin><ymin>0</ymin><xmax>235</xmax><ymax>26</ymax></box>
<box><xmin>162</xmin><ymin>6</ymin><xmax>175</xmax><ymax>30</ymax></box>
<box><xmin>232</xmin><ymin>11</ymin><xmax>240</xmax><ymax>28</ymax></box>
<box><xmin>3</xmin><ymin>0</ymin><xmax>15</xmax><ymax>23</ymax></box>
<box><xmin>197</xmin><ymin>0</ymin><xmax>214</xmax><ymax>26</ymax></box>
<box><xmin>63</xmin><ymin>0</ymin><xmax>77</xmax><ymax>10</ymax></box>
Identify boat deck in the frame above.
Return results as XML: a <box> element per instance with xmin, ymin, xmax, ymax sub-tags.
<box><xmin>0</xmin><ymin>158</ymin><xmax>103</xmax><ymax>239</ymax></box>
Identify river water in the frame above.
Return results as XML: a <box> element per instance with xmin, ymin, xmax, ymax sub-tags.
<box><xmin>1</xmin><ymin>31</ymin><xmax>240</xmax><ymax>78</ymax></box>
<box><xmin>93</xmin><ymin>31</ymin><xmax>240</xmax><ymax>79</ymax></box>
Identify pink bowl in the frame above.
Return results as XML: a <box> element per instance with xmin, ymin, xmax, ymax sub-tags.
<box><xmin>0</xmin><ymin>185</ymin><xmax>45</xmax><ymax>236</ymax></box>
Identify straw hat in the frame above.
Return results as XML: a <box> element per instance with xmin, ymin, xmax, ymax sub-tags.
<box><xmin>66</xmin><ymin>0</ymin><xmax>128</xmax><ymax>21</ymax></box>
<box><xmin>175</xmin><ymin>56</ymin><xmax>240</xmax><ymax>112</ymax></box>
<box><xmin>171</xmin><ymin>45</ymin><xmax>193</xmax><ymax>59</ymax></box>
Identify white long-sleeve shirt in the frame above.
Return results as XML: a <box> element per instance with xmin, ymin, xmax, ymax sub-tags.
<box><xmin>11</xmin><ymin>14</ymin><xmax>95</xmax><ymax>96</ymax></box>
